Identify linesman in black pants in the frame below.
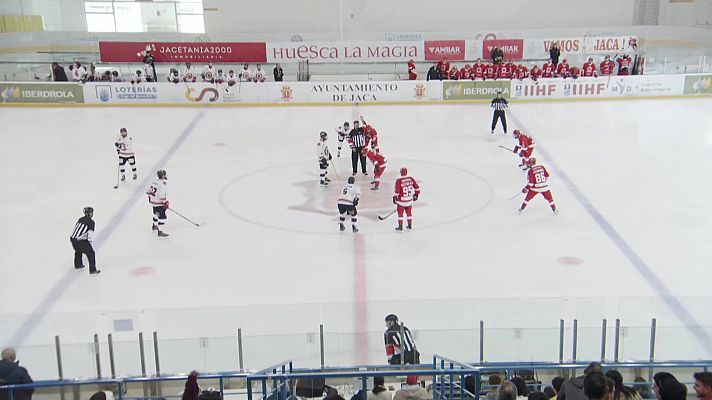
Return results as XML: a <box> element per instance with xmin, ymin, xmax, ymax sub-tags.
<box><xmin>70</xmin><ymin>207</ymin><xmax>100</xmax><ymax>275</ymax></box>
<box><xmin>491</xmin><ymin>91</ymin><xmax>509</xmax><ymax>134</ymax></box>
<box><xmin>348</xmin><ymin>120</ymin><xmax>369</xmax><ymax>176</ymax></box>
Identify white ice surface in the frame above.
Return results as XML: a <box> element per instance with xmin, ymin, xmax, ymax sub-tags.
<box><xmin>1</xmin><ymin>99</ymin><xmax>711</xmax><ymax>376</ymax></box>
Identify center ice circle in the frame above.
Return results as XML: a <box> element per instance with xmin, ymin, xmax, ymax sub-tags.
<box><xmin>219</xmin><ymin>159</ymin><xmax>494</xmax><ymax>235</ymax></box>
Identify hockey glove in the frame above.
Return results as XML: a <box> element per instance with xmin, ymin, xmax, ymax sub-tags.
<box><xmin>353</xmin><ymin>198</ymin><xmax>359</xmax><ymax>206</ymax></box>
<box><xmin>513</xmin><ymin>146</ymin><xmax>520</xmax><ymax>153</ymax></box>
<box><xmin>522</xmin><ymin>187</ymin><xmax>529</xmax><ymax>193</ymax></box>
<box><xmin>164</xmin><ymin>201</ymin><xmax>170</xmax><ymax>209</ymax></box>
<box><xmin>392</xmin><ymin>196</ymin><xmax>397</xmax><ymax>204</ymax></box>
<box><xmin>413</xmin><ymin>194</ymin><xmax>419</xmax><ymax>201</ymax></box>
<box><xmin>329</xmin><ymin>154</ymin><xmax>332</xmax><ymax>161</ymax></box>
<box><xmin>115</xmin><ymin>142</ymin><xmax>120</xmax><ymax>148</ymax></box>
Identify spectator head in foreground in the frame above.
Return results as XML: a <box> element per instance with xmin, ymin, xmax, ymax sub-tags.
<box><xmin>659</xmin><ymin>380</ymin><xmax>686</xmax><ymax>400</ymax></box>
<box><xmin>0</xmin><ymin>347</ymin><xmax>34</xmax><ymax>400</ymax></box>
<box><xmin>585</xmin><ymin>362</ymin><xmax>603</xmax><ymax>375</ymax></box>
<box><xmin>551</xmin><ymin>377</ymin><xmax>565</xmax><ymax>396</ymax></box>
<box><xmin>511</xmin><ymin>377</ymin><xmax>528</xmax><ymax>398</ymax></box>
<box><xmin>528</xmin><ymin>392</ymin><xmax>549</xmax><ymax>400</ymax></box>
<box><xmin>584</xmin><ymin>372</ymin><xmax>608</xmax><ymax>400</ymax></box>
<box><xmin>499</xmin><ymin>381</ymin><xmax>518</xmax><ymax>400</ymax></box>
<box><xmin>694</xmin><ymin>372</ymin><xmax>712</xmax><ymax>400</ymax></box>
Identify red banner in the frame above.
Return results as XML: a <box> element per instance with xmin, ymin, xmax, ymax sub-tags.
<box><xmin>482</xmin><ymin>39</ymin><xmax>524</xmax><ymax>60</ymax></box>
<box><xmin>424</xmin><ymin>40</ymin><xmax>466</xmax><ymax>61</ymax></box>
<box><xmin>99</xmin><ymin>42</ymin><xmax>267</xmax><ymax>63</ymax></box>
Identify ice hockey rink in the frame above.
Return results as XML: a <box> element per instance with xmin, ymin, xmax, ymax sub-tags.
<box><xmin>1</xmin><ymin>98</ymin><xmax>712</xmax><ymax>377</ymax></box>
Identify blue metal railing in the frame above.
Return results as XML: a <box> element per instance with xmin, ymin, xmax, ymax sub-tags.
<box><xmin>2</xmin><ymin>360</ymin><xmax>711</xmax><ymax>400</ymax></box>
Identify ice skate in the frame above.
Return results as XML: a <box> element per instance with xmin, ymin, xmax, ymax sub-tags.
<box><xmin>152</xmin><ymin>224</ymin><xmax>158</xmax><ymax>231</ymax></box>
<box><xmin>407</xmin><ymin>224</ymin><xmax>412</xmax><ymax>230</ymax></box>
<box><xmin>121</xmin><ymin>175</ymin><xmax>126</xmax><ymax>181</ymax></box>
<box><xmin>339</xmin><ymin>223</ymin><xmax>345</xmax><ymax>231</ymax></box>
<box><xmin>320</xmin><ymin>180</ymin><xmax>329</xmax><ymax>186</ymax></box>
<box><xmin>395</xmin><ymin>226</ymin><xmax>403</xmax><ymax>231</ymax></box>
<box><xmin>133</xmin><ymin>173</ymin><xmax>137</xmax><ymax>180</ymax></box>
<box><xmin>90</xmin><ymin>270</ymin><xmax>101</xmax><ymax>275</ymax></box>
<box><xmin>324</xmin><ymin>176</ymin><xmax>331</xmax><ymax>182</ymax></box>
<box><xmin>157</xmin><ymin>231</ymin><xmax>169</xmax><ymax>237</ymax></box>
<box><xmin>352</xmin><ymin>226</ymin><xmax>359</xmax><ymax>233</ymax></box>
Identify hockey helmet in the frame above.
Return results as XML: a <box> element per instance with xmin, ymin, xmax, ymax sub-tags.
<box><xmin>157</xmin><ymin>169</ymin><xmax>167</xmax><ymax>179</ymax></box>
<box><xmin>83</xmin><ymin>206</ymin><xmax>94</xmax><ymax>217</ymax></box>
<box><xmin>527</xmin><ymin>158</ymin><xmax>537</xmax><ymax>166</ymax></box>
<box><xmin>320</xmin><ymin>131</ymin><xmax>328</xmax><ymax>140</ymax></box>
<box><xmin>400</xmin><ymin>167</ymin><xmax>408</xmax><ymax>176</ymax></box>
<box><xmin>513</xmin><ymin>129</ymin><xmax>521</xmax><ymax>138</ymax></box>
<box><xmin>385</xmin><ymin>314</ymin><xmax>399</xmax><ymax>322</ymax></box>
<box><xmin>348</xmin><ymin>176</ymin><xmax>355</xmax><ymax>184</ymax></box>
<box><xmin>343</xmin><ymin>121</ymin><xmax>350</xmax><ymax>128</ymax></box>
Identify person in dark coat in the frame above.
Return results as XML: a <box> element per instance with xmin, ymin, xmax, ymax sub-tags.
<box><xmin>558</xmin><ymin>362</ymin><xmax>602</xmax><ymax>400</ymax></box>
<box><xmin>491</xmin><ymin>46</ymin><xmax>504</xmax><ymax>65</ymax></box>
<box><xmin>51</xmin><ymin>63</ymin><xmax>68</xmax><ymax>82</ymax></box>
<box><xmin>182</xmin><ymin>370</ymin><xmax>200</xmax><ymax>400</ymax></box>
<box><xmin>273</xmin><ymin>64</ymin><xmax>284</xmax><ymax>81</ymax></box>
<box><xmin>549</xmin><ymin>43</ymin><xmax>561</xmax><ymax>67</ymax></box>
<box><xmin>0</xmin><ymin>348</ymin><xmax>34</xmax><ymax>400</ymax></box>
<box><xmin>426</xmin><ymin>62</ymin><xmax>440</xmax><ymax>81</ymax></box>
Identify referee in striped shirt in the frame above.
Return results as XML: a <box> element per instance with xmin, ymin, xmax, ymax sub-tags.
<box><xmin>70</xmin><ymin>207</ymin><xmax>100</xmax><ymax>275</ymax></box>
<box><xmin>491</xmin><ymin>91</ymin><xmax>509</xmax><ymax>134</ymax></box>
<box><xmin>348</xmin><ymin>120</ymin><xmax>369</xmax><ymax>176</ymax></box>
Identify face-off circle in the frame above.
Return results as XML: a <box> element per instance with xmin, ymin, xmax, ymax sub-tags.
<box><xmin>218</xmin><ymin>159</ymin><xmax>494</xmax><ymax>235</ymax></box>
<box><xmin>558</xmin><ymin>257</ymin><xmax>584</xmax><ymax>266</ymax></box>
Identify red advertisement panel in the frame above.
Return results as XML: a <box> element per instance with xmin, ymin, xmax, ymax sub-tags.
<box><xmin>482</xmin><ymin>39</ymin><xmax>525</xmax><ymax>60</ymax></box>
<box><xmin>424</xmin><ymin>40</ymin><xmax>466</xmax><ymax>61</ymax></box>
<box><xmin>99</xmin><ymin>42</ymin><xmax>267</xmax><ymax>63</ymax></box>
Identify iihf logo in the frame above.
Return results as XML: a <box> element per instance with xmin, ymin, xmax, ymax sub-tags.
<box><xmin>95</xmin><ymin>85</ymin><xmax>112</xmax><ymax>102</ymax></box>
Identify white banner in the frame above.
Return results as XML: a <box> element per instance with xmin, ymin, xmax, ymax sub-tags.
<box><xmin>510</xmin><ymin>74</ymin><xmax>683</xmax><ymax>100</ymax></box>
<box><xmin>84</xmin><ymin>82</ymin><xmax>269</xmax><ymax>104</ymax></box>
<box><xmin>523</xmin><ymin>35</ymin><xmax>638</xmax><ymax>59</ymax></box>
<box><xmin>269</xmin><ymin>80</ymin><xmax>442</xmax><ymax>103</ymax></box>
<box><xmin>266</xmin><ymin>41</ymin><xmax>423</xmax><ymax>63</ymax></box>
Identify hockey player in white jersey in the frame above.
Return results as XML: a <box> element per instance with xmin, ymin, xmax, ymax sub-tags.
<box><xmin>335</xmin><ymin>121</ymin><xmax>350</xmax><ymax>157</ymax></box>
<box><xmin>338</xmin><ymin>176</ymin><xmax>361</xmax><ymax>233</ymax></box>
<box><xmin>146</xmin><ymin>169</ymin><xmax>169</xmax><ymax>237</ymax></box>
<box><xmin>115</xmin><ymin>128</ymin><xmax>137</xmax><ymax>181</ymax></box>
<box><xmin>317</xmin><ymin>131</ymin><xmax>332</xmax><ymax>186</ymax></box>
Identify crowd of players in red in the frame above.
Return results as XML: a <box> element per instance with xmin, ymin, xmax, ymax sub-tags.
<box><xmin>409</xmin><ymin>54</ymin><xmax>634</xmax><ymax>81</ymax></box>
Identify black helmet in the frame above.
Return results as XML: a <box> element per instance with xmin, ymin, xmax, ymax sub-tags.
<box><xmin>385</xmin><ymin>314</ymin><xmax>398</xmax><ymax>322</ymax></box>
<box><xmin>157</xmin><ymin>169</ymin><xmax>167</xmax><ymax>179</ymax></box>
<box><xmin>320</xmin><ymin>131</ymin><xmax>328</xmax><ymax>140</ymax></box>
<box><xmin>83</xmin><ymin>207</ymin><xmax>94</xmax><ymax>217</ymax></box>
<box><xmin>348</xmin><ymin>176</ymin><xmax>355</xmax><ymax>184</ymax></box>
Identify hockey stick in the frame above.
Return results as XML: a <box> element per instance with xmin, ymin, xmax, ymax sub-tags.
<box><xmin>378</xmin><ymin>210</ymin><xmax>397</xmax><ymax>220</ymax></box>
<box><xmin>113</xmin><ymin>161</ymin><xmax>120</xmax><ymax>189</ymax></box>
<box><xmin>330</xmin><ymin>161</ymin><xmax>341</xmax><ymax>179</ymax></box>
<box><xmin>508</xmin><ymin>192</ymin><xmax>522</xmax><ymax>200</ymax></box>
<box><xmin>168</xmin><ymin>208</ymin><xmax>200</xmax><ymax>227</ymax></box>
<box><xmin>498</xmin><ymin>145</ymin><xmax>514</xmax><ymax>152</ymax></box>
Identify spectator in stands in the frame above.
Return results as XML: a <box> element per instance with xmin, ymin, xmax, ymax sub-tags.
<box><xmin>273</xmin><ymin>63</ymin><xmax>284</xmax><ymax>81</ymax></box>
<box><xmin>529</xmin><ymin>392</ymin><xmax>549</xmax><ymax>400</ymax></box>
<box><xmin>86</xmin><ymin>64</ymin><xmax>98</xmax><ymax>82</ymax></box>
<box><xmin>111</xmin><ymin>70</ymin><xmax>122</xmax><ymax>82</ymax></box>
<box><xmin>72</xmin><ymin>61</ymin><xmax>86</xmax><ymax>82</ymax></box>
<box><xmin>549</xmin><ymin>43</ymin><xmax>561</xmax><ymax>67</ymax></box>
<box><xmin>584</xmin><ymin>373</ymin><xmax>608</xmax><ymax>400</ymax></box>
<box><xmin>605</xmin><ymin>376</ymin><xmax>616</xmax><ymax>400</ymax></box>
<box><xmin>0</xmin><ymin>347</ymin><xmax>34</xmax><ymax>400</ymax></box>
<box><xmin>50</xmin><ymin>62</ymin><xmax>68</xmax><ymax>81</ymax></box>
<box><xmin>544</xmin><ymin>388</ymin><xmax>556</xmax><ymax>399</ymax></box>
<box><xmin>408</xmin><ymin>59</ymin><xmax>417</xmax><ymax>80</ymax></box>
<box><xmin>89</xmin><ymin>390</ymin><xmax>114</xmax><ymax>400</ymax></box>
<box><xmin>498</xmin><ymin>381</ymin><xmax>518</xmax><ymax>400</ymax></box>
<box><xmin>393</xmin><ymin>376</ymin><xmax>429</xmax><ymax>400</ymax></box>
<box><xmin>484</xmin><ymin>374</ymin><xmax>503</xmax><ymax>400</ymax></box>
<box><xmin>606</xmin><ymin>370</ymin><xmax>641</xmax><ymax>400</ymax></box>
<box><xmin>655</xmin><ymin>376</ymin><xmax>686</xmax><ymax>400</ymax></box>
<box><xmin>557</xmin><ymin>362</ymin><xmax>602</xmax><ymax>400</ymax></box>
<box><xmin>633</xmin><ymin>378</ymin><xmax>655</xmax><ymax>400</ymax></box>
<box><xmin>367</xmin><ymin>376</ymin><xmax>392</xmax><ymax>400</ymax></box>
<box><xmin>181</xmin><ymin>370</ymin><xmax>200</xmax><ymax>400</ymax></box>
<box><xmin>694</xmin><ymin>372</ymin><xmax>712</xmax><ymax>400</ymax></box>
<box><xmin>511</xmin><ymin>377</ymin><xmax>528</xmax><ymax>400</ymax></box>
<box><xmin>426</xmin><ymin>62</ymin><xmax>440</xmax><ymax>81</ymax></box>
<box><xmin>491</xmin><ymin>46</ymin><xmax>504</xmax><ymax>65</ymax></box>
<box><xmin>550</xmin><ymin>377</ymin><xmax>566</xmax><ymax>400</ymax></box>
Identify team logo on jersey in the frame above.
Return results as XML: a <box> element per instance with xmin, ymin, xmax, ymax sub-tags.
<box><xmin>95</xmin><ymin>85</ymin><xmax>112</xmax><ymax>102</ymax></box>
<box><xmin>184</xmin><ymin>86</ymin><xmax>219</xmax><ymax>103</ymax></box>
<box><xmin>280</xmin><ymin>85</ymin><xmax>293</xmax><ymax>102</ymax></box>
<box><xmin>414</xmin><ymin>83</ymin><xmax>426</xmax><ymax>100</ymax></box>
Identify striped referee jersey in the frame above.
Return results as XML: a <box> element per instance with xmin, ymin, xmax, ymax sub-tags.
<box><xmin>70</xmin><ymin>216</ymin><xmax>95</xmax><ymax>241</ymax></box>
<box><xmin>491</xmin><ymin>97</ymin><xmax>509</xmax><ymax>111</ymax></box>
<box><xmin>349</xmin><ymin>127</ymin><xmax>368</xmax><ymax>148</ymax></box>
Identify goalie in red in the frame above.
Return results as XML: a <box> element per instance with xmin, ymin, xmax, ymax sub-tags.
<box><xmin>519</xmin><ymin>158</ymin><xmax>558</xmax><ymax>215</ymax></box>
<box><xmin>393</xmin><ymin>167</ymin><xmax>421</xmax><ymax>231</ymax></box>
<box><xmin>361</xmin><ymin>148</ymin><xmax>386</xmax><ymax>191</ymax></box>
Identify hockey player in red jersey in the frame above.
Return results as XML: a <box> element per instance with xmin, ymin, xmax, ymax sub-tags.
<box><xmin>393</xmin><ymin>167</ymin><xmax>421</xmax><ymax>231</ymax></box>
<box><xmin>557</xmin><ymin>59</ymin><xmax>571</xmax><ymax>78</ymax></box>
<box><xmin>569</xmin><ymin>66</ymin><xmax>581</xmax><ymax>79</ymax></box>
<box><xmin>449</xmin><ymin>66</ymin><xmax>459</xmax><ymax>80</ymax></box>
<box><xmin>513</xmin><ymin>129</ymin><xmax>536</xmax><ymax>169</ymax></box>
<box><xmin>515</xmin><ymin>64</ymin><xmax>529</xmax><ymax>80</ymax></box>
<box><xmin>498</xmin><ymin>60</ymin><xmax>513</xmax><ymax>80</ymax></box>
<box><xmin>472</xmin><ymin>59</ymin><xmax>485</xmax><ymax>80</ymax></box>
<box><xmin>460</xmin><ymin>64</ymin><xmax>472</xmax><ymax>80</ymax></box>
<box><xmin>519</xmin><ymin>158</ymin><xmax>557</xmax><ymax>215</ymax></box>
<box><xmin>600</xmin><ymin>55</ymin><xmax>615</xmax><ymax>76</ymax></box>
<box><xmin>407</xmin><ymin>59</ymin><xmax>417</xmax><ymax>80</ymax></box>
<box><xmin>582</xmin><ymin>57</ymin><xmax>597</xmax><ymax>77</ymax></box>
<box><xmin>360</xmin><ymin>116</ymin><xmax>379</xmax><ymax>153</ymax></box>
<box><xmin>362</xmin><ymin>148</ymin><xmax>387</xmax><ymax>190</ymax></box>
<box><xmin>485</xmin><ymin>63</ymin><xmax>498</xmax><ymax>80</ymax></box>
<box><xmin>530</xmin><ymin>64</ymin><xmax>542</xmax><ymax>81</ymax></box>
<box><xmin>541</xmin><ymin>59</ymin><xmax>555</xmax><ymax>78</ymax></box>
<box><xmin>616</xmin><ymin>54</ymin><xmax>632</xmax><ymax>75</ymax></box>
